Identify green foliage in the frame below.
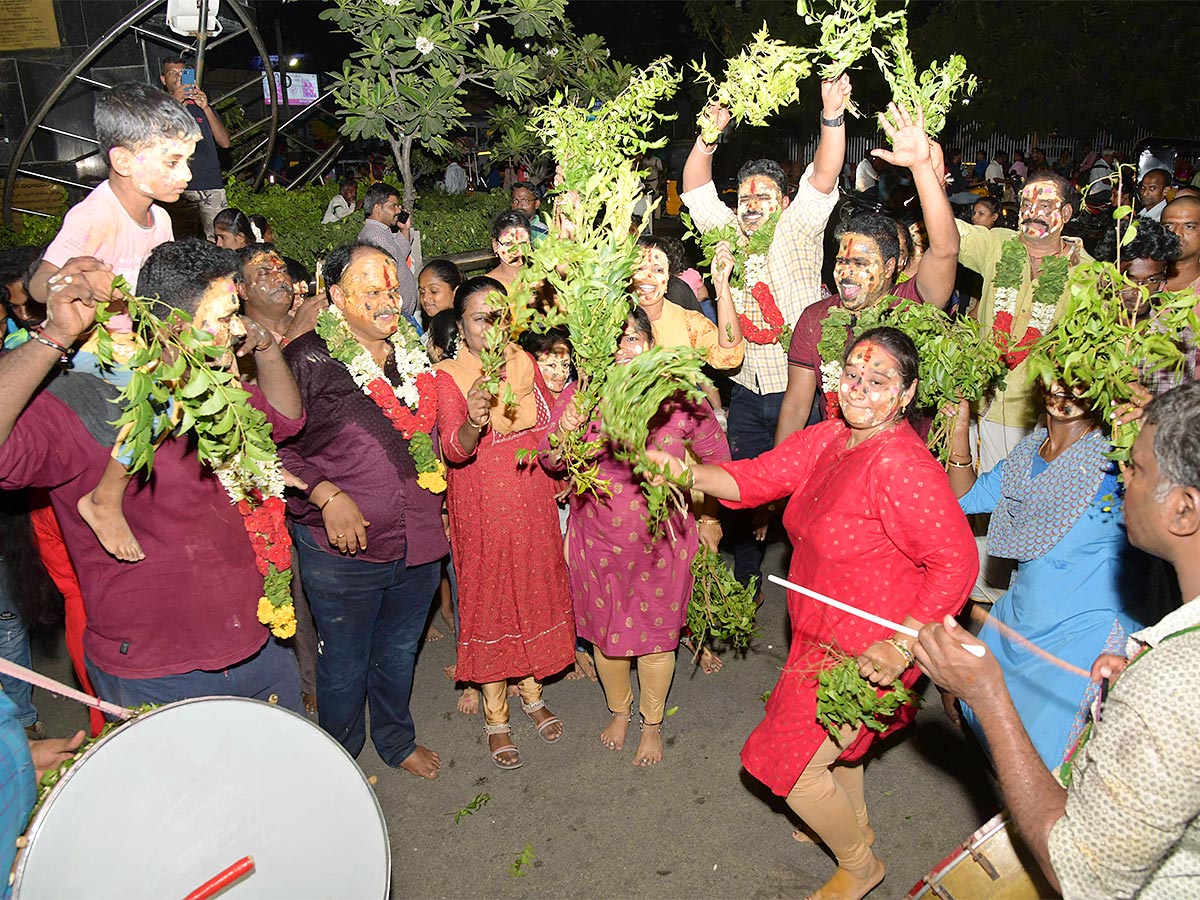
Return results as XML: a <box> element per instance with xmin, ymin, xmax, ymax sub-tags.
<box><xmin>449</xmin><ymin>792</ymin><xmax>491</xmax><ymax>824</ymax></box>
<box><xmin>1026</xmin><ymin>261</ymin><xmax>1200</xmax><ymax>463</ymax></box>
<box><xmin>816</xmin><ymin>654</ymin><xmax>918</xmax><ymax>741</ymax></box>
<box><xmin>683</xmin><ymin>210</ymin><xmax>778</xmax><ymax>292</ymax></box>
<box><xmin>798</xmin><ymin>0</ymin><xmax>905</xmax><ymax>80</ymax></box>
<box><xmin>872</xmin><ymin>14</ymin><xmax>976</xmax><ymax>138</ymax></box>
<box><xmin>0</xmin><ymin>214</ymin><xmax>65</xmax><ymax>250</ymax></box>
<box><xmin>510</xmin><ymin>843</ymin><xmax>536</xmax><ymax>878</ymax></box>
<box><xmin>693</xmin><ymin>25</ymin><xmax>812</xmax><ymax>143</ymax></box>
<box><xmin>688</xmin><ymin>546</ymin><xmax>759</xmax><ymax>649</ymax></box>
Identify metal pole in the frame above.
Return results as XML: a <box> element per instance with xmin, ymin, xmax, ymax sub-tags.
<box><xmin>287</xmin><ymin>137</ymin><xmax>343</xmax><ymax>190</ymax></box>
<box><xmin>194</xmin><ymin>0</ymin><xmax>211</xmax><ymax>84</ymax></box>
<box><xmin>222</xmin><ymin>0</ymin><xmax>278</xmax><ymax>191</ymax></box>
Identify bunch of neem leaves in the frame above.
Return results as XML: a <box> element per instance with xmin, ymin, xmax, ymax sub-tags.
<box><xmin>816</xmin><ymin>653</ymin><xmax>917</xmax><ymax>741</ymax></box>
<box><xmin>688</xmin><ymin>546</ymin><xmax>759</xmax><ymax>650</ymax></box>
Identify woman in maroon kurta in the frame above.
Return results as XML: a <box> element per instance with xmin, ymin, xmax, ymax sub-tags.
<box><xmin>434</xmin><ymin>277</ymin><xmax>575</xmax><ymax>771</ymax></box>
<box><xmin>651</xmin><ymin>327</ymin><xmax>976</xmax><ymax>900</ymax></box>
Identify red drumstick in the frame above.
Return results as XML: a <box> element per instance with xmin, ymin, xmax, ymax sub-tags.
<box><xmin>181</xmin><ymin>856</ymin><xmax>255</xmax><ymax>900</ymax></box>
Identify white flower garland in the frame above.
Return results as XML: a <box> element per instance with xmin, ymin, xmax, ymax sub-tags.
<box><xmin>213</xmin><ymin>453</ymin><xmax>285</xmax><ymax>505</ymax></box>
<box><xmin>325</xmin><ymin>305</ymin><xmax>432</xmax><ymax>409</ymax></box>
<box><xmin>820</xmin><ymin>359</ymin><xmax>843</xmax><ymax>395</ymax></box>
<box><xmin>731</xmin><ymin>251</ymin><xmax>769</xmax><ymax>316</ymax></box>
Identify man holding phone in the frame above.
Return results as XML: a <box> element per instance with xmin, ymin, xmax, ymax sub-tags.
<box><xmin>161</xmin><ymin>57</ymin><xmax>231</xmax><ymax>241</ymax></box>
<box><xmin>356</xmin><ymin>182</ymin><xmax>419</xmax><ymax>318</ymax></box>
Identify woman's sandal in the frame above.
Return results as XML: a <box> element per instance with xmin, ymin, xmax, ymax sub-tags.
<box><xmin>485</xmin><ymin>723</ymin><xmax>523</xmax><ymax>770</ymax></box>
<box><xmin>521</xmin><ymin>699</ymin><xmax>565</xmax><ymax>744</ymax></box>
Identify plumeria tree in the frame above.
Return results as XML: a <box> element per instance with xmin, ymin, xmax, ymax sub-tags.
<box><xmin>321</xmin><ymin>0</ymin><xmax>567</xmax><ymax>208</ymax></box>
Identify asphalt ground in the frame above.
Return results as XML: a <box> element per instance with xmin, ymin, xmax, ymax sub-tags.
<box><xmin>29</xmin><ymin>540</ymin><xmax>1008</xmax><ymax>899</ymax></box>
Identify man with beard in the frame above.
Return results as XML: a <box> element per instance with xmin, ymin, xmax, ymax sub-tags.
<box><xmin>680</xmin><ymin>76</ymin><xmax>848</xmax><ymax>594</ymax></box>
<box><xmin>775</xmin><ymin>105</ymin><xmax>960</xmax><ymax>442</ymax></box>
<box><xmin>357</xmin><ymin>183</ymin><xmax>418</xmax><ymax>318</ymax></box>
<box><xmin>955</xmin><ymin>171</ymin><xmax>1090</xmax><ymax>468</ymax></box>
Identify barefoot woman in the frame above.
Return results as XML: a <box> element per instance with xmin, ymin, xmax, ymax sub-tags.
<box><xmin>652</xmin><ymin>328</ymin><xmax>976</xmax><ymax>899</ymax></box>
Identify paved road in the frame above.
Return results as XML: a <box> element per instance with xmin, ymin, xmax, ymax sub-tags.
<box><xmin>30</xmin><ymin>541</ymin><xmax>1007</xmax><ymax>899</ymax></box>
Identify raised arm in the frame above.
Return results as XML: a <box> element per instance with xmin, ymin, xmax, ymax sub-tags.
<box><xmin>871</xmin><ymin>103</ymin><xmax>959</xmax><ymax>309</ymax></box>
<box><xmin>682</xmin><ymin>104</ymin><xmax>731</xmax><ymax>194</ymax></box>
<box><xmin>811</xmin><ymin>76</ymin><xmax>851</xmax><ymax>195</ymax></box>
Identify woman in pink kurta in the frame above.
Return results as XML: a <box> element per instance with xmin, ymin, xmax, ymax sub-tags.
<box><xmin>540</xmin><ymin>310</ymin><xmax>731</xmax><ymax>765</ymax></box>
<box><xmin>434</xmin><ymin>277</ymin><xmax>575</xmax><ymax>772</ymax></box>
<box><xmin>651</xmin><ymin>327</ymin><xmax>976</xmax><ymax>900</ymax></box>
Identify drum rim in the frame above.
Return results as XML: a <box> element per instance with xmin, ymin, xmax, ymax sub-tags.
<box><xmin>905</xmin><ymin>811</ymin><xmax>1010</xmax><ymax>898</ymax></box>
<box><xmin>13</xmin><ymin>695</ymin><xmax>391</xmax><ymax>897</ymax></box>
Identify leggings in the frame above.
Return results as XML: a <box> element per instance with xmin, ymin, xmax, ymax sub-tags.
<box><xmin>481</xmin><ymin>676</ymin><xmax>541</xmax><ymax>727</ymax></box>
<box><xmin>592</xmin><ymin>649</ymin><xmax>676</xmax><ymax>724</ymax></box>
<box><xmin>785</xmin><ymin>726</ymin><xmax>873</xmax><ymax>872</ymax></box>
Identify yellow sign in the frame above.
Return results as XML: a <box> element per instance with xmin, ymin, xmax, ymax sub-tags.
<box><xmin>0</xmin><ymin>0</ymin><xmax>61</xmax><ymax>52</ymax></box>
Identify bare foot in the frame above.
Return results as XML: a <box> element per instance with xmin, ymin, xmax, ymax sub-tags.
<box><xmin>574</xmin><ymin>649</ymin><xmax>598</xmax><ymax>682</ymax></box>
<box><xmin>457</xmin><ymin>687</ymin><xmax>480</xmax><ymax>715</ymax></box>
<box><xmin>506</xmin><ymin>683</ymin><xmax>520</xmax><ymax>698</ymax></box>
<box><xmin>398</xmin><ymin>744</ymin><xmax>441</xmax><ymax>780</ymax></box>
<box><xmin>805</xmin><ymin>857</ymin><xmax>885</xmax><ymax>900</ymax></box>
<box><xmin>302</xmin><ymin>692</ymin><xmax>318</xmax><ymax>716</ymax></box>
<box><xmin>425</xmin><ymin>624</ymin><xmax>445</xmax><ymax>642</ymax></box>
<box><xmin>443</xmin><ymin>663</ymin><xmax>456</xmax><ymax>681</ymax></box>
<box><xmin>633</xmin><ymin>723</ymin><xmax>663</xmax><ymax>767</ymax></box>
<box><xmin>793</xmin><ymin>824</ymin><xmax>876</xmax><ymax>847</ymax></box>
<box><xmin>699</xmin><ymin>646</ymin><xmax>722</xmax><ymax>674</ymax></box>
<box><xmin>600</xmin><ymin>711</ymin><xmax>630</xmax><ymax>751</ymax></box>
<box><xmin>77</xmin><ymin>492</ymin><xmax>145</xmax><ymax>562</ymax></box>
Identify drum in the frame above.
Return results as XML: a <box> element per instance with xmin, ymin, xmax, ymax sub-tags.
<box><xmin>906</xmin><ymin>812</ymin><xmax>1057</xmax><ymax>899</ymax></box>
<box><xmin>13</xmin><ymin>697</ymin><xmax>389</xmax><ymax>899</ymax></box>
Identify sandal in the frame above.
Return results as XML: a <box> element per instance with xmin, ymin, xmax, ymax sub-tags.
<box><xmin>521</xmin><ymin>698</ymin><xmax>565</xmax><ymax>744</ymax></box>
<box><xmin>485</xmin><ymin>723</ymin><xmax>523</xmax><ymax>770</ymax></box>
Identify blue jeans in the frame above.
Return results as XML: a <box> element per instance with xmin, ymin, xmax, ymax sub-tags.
<box><xmin>85</xmin><ymin>637</ymin><xmax>301</xmax><ymax>715</ymax></box>
<box><xmin>292</xmin><ymin>525</ymin><xmax>438</xmax><ymax>767</ymax></box>
<box><xmin>725</xmin><ymin>384</ymin><xmax>785</xmax><ymax>589</ymax></box>
<box><xmin>0</xmin><ymin>582</ymin><xmax>35</xmax><ymax>727</ymax></box>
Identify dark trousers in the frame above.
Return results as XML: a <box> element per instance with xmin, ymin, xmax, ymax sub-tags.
<box><xmin>86</xmin><ymin>636</ymin><xmax>301</xmax><ymax>714</ymax></box>
<box><xmin>292</xmin><ymin>524</ymin><xmax>438</xmax><ymax>767</ymax></box>
<box><xmin>725</xmin><ymin>383</ymin><xmax>785</xmax><ymax>588</ymax></box>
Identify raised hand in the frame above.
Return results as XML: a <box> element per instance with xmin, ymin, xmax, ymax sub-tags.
<box><xmin>698</xmin><ymin>103</ymin><xmax>732</xmax><ymax>142</ymax></box>
<box><xmin>820</xmin><ymin>74</ymin><xmax>852</xmax><ymax>119</ymax></box>
<box><xmin>872</xmin><ymin>102</ymin><xmax>930</xmax><ymax>170</ymax></box>
<box><xmin>711</xmin><ymin>240</ymin><xmax>736</xmax><ymax>295</ymax></box>
<box><xmin>43</xmin><ymin>257</ymin><xmax>114</xmax><ymax>345</ymax></box>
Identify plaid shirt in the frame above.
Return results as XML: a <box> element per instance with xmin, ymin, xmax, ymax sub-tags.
<box><xmin>681</xmin><ymin>165</ymin><xmax>838</xmax><ymax>396</ymax></box>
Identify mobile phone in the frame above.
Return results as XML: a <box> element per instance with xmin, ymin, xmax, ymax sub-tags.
<box><xmin>181</xmin><ymin>67</ymin><xmax>195</xmax><ymax>87</ymax></box>
<box><xmin>396</xmin><ymin>210</ymin><xmax>411</xmax><ymax>225</ymax></box>
<box><xmin>314</xmin><ymin>258</ymin><xmax>325</xmax><ymax>296</ymax></box>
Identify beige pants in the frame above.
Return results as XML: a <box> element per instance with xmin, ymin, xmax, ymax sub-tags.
<box><xmin>592</xmin><ymin>649</ymin><xmax>675</xmax><ymax>725</ymax></box>
<box><xmin>785</xmin><ymin>726</ymin><xmax>874</xmax><ymax>872</ymax></box>
<box><xmin>481</xmin><ymin>676</ymin><xmax>541</xmax><ymax>727</ymax></box>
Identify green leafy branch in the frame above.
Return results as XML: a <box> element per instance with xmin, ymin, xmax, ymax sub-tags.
<box><xmin>688</xmin><ymin>546</ymin><xmax>759</xmax><ymax>650</ymax></box>
<box><xmin>871</xmin><ymin>13</ymin><xmax>976</xmax><ymax>138</ymax></box>
<box><xmin>683</xmin><ymin>210</ymin><xmax>779</xmax><ymax>292</ymax></box>
<box><xmin>449</xmin><ymin>792</ymin><xmax>491</xmax><ymax>825</ymax></box>
<box><xmin>816</xmin><ymin>652</ymin><xmax>918</xmax><ymax>742</ymax></box>
<box><xmin>510</xmin><ymin>843</ymin><xmax>536</xmax><ymax>878</ymax></box>
<box><xmin>796</xmin><ymin>0</ymin><xmax>907</xmax><ymax>115</ymax></box>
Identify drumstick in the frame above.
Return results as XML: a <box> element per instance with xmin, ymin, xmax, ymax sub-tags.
<box><xmin>766</xmin><ymin>575</ymin><xmax>988</xmax><ymax>658</ymax></box>
<box><xmin>181</xmin><ymin>856</ymin><xmax>255</xmax><ymax>900</ymax></box>
<box><xmin>0</xmin><ymin>657</ymin><xmax>133</xmax><ymax>720</ymax></box>
<box><xmin>968</xmin><ymin>604</ymin><xmax>1091</xmax><ymax>679</ymax></box>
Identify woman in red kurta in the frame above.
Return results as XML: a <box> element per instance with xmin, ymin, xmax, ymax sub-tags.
<box><xmin>434</xmin><ymin>276</ymin><xmax>575</xmax><ymax>771</ymax></box>
<box><xmin>651</xmin><ymin>327</ymin><xmax>976</xmax><ymax>900</ymax></box>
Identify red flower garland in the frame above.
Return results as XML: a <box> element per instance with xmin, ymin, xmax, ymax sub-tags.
<box><xmin>237</xmin><ymin>494</ymin><xmax>291</xmax><ymax>577</ymax></box>
<box><xmin>992</xmin><ymin>311</ymin><xmax>1042</xmax><ymax>369</ymax></box>
<box><xmin>365</xmin><ymin>371</ymin><xmax>438</xmax><ymax>439</ymax></box>
<box><xmin>739</xmin><ymin>281</ymin><xmax>792</xmax><ymax>346</ymax></box>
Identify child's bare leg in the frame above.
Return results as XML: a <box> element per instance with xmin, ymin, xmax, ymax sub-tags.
<box><xmin>77</xmin><ymin>457</ymin><xmax>144</xmax><ymax>562</ymax></box>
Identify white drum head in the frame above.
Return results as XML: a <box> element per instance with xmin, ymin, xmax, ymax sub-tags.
<box><xmin>14</xmin><ymin>697</ymin><xmax>389</xmax><ymax>899</ymax></box>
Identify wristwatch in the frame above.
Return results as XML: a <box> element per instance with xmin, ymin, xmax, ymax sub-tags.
<box><xmin>820</xmin><ymin>112</ymin><xmax>845</xmax><ymax>128</ymax></box>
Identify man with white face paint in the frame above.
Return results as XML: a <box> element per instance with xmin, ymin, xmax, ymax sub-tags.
<box><xmin>776</xmin><ymin>103</ymin><xmax>961</xmax><ymax>444</ymax></box>
<box><xmin>955</xmin><ymin>170</ymin><xmax>1091</xmax><ymax>469</ymax></box>
<box><xmin>681</xmin><ymin>77</ymin><xmax>848</xmax><ymax>593</ymax></box>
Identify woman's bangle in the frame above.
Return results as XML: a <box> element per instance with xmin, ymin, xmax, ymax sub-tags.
<box><xmin>884</xmin><ymin>637</ymin><xmax>914</xmax><ymax>668</ymax></box>
<box><xmin>946</xmin><ymin>456</ymin><xmax>974</xmax><ymax>469</ymax></box>
<box><xmin>696</xmin><ymin>138</ymin><xmax>717</xmax><ymax>156</ymax></box>
<box><xmin>466</xmin><ymin>415</ymin><xmax>488</xmax><ymax>431</ymax></box>
<box><xmin>698</xmin><ymin>516</ymin><xmax>720</xmax><ymax>526</ymax></box>
<box><xmin>318</xmin><ymin>488</ymin><xmax>343</xmax><ymax>510</ymax></box>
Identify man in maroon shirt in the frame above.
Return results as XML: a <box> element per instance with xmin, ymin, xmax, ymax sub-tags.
<box><xmin>0</xmin><ymin>240</ymin><xmax>305</xmax><ymax>711</ymax></box>
<box><xmin>775</xmin><ymin>105</ymin><xmax>961</xmax><ymax>444</ymax></box>
<box><xmin>279</xmin><ymin>242</ymin><xmax>449</xmax><ymax>780</ymax></box>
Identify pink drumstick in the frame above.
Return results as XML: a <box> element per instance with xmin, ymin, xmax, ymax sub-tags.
<box><xmin>182</xmin><ymin>856</ymin><xmax>255</xmax><ymax>900</ymax></box>
<box><xmin>0</xmin><ymin>657</ymin><xmax>133</xmax><ymax>719</ymax></box>
<box><xmin>766</xmin><ymin>575</ymin><xmax>988</xmax><ymax>658</ymax></box>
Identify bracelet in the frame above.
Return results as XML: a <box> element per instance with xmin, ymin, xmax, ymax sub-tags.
<box><xmin>946</xmin><ymin>457</ymin><xmax>974</xmax><ymax>469</ymax></box>
<box><xmin>698</xmin><ymin>516</ymin><xmax>720</xmax><ymax>526</ymax></box>
<box><xmin>820</xmin><ymin>112</ymin><xmax>845</xmax><ymax>128</ymax></box>
<box><xmin>32</xmin><ymin>329</ymin><xmax>74</xmax><ymax>364</ymax></box>
<box><xmin>318</xmin><ymin>488</ymin><xmax>343</xmax><ymax>510</ymax></box>
<box><xmin>696</xmin><ymin>138</ymin><xmax>717</xmax><ymax>156</ymax></box>
<box><xmin>885</xmin><ymin>637</ymin><xmax>914</xmax><ymax>667</ymax></box>
<box><xmin>466</xmin><ymin>416</ymin><xmax>488</xmax><ymax>430</ymax></box>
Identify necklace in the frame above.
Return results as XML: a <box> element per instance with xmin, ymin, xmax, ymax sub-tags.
<box><xmin>315</xmin><ymin>306</ymin><xmax>446</xmax><ymax>494</ymax></box>
<box><xmin>992</xmin><ymin>238</ymin><xmax>1069</xmax><ymax>369</ymax></box>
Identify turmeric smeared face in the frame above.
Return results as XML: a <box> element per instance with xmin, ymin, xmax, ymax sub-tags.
<box><xmin>1019</xmin><ymin>182</ymin><xmax>1067</xmax><ymax>241</ymax></box>
<box><xmin>736</xmin><ymin>175</ymin><xmax>784</xmax><ymax>234</ymax></box>
<box><xmin>333</xmin><ymin>249</ymin><xmax>403</xmax><ymax>341</ymax></box>
<box><xmin>1042</xmin><ymin>381</ymin><xmax>1091</xmax><ymax>423</ymax></box>
<box><xmin>193</xmin><ymin>275</ymin><xmax>245</xmax><ymax>369</ymax></box>
<box><xmin>633</xmin><ymin>247</ymin><xmax>670</xmax><ymax>307</ymax></box>
<box><xmin>535</xmin><ymin>344</ymin><xmax>572</xmax><ymax>396</ymax></box>
<box><xmin>838</xmin><ymin>341</ymin><xmax>907</xmax><ymax>428</ymax></box>
<box><xmin>493</xmin><ymin>226</ymin><xmax>529</xmax><ymax>269</ymax></box>
<box><xmin>833</xmin><ymin>234</ymin><xmax>893</xmax><ymax>311</ymax></box>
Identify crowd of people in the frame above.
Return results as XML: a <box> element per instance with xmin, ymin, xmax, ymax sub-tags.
<box><xmin>0</xmin><ymin>65</ymin><xmax>1198</xmax><ymax>900</ymax></box>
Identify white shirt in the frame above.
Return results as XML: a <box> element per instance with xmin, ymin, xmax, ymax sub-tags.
<box><xmin>985</xmin><ymin>160</ymin><xmax>1005</xmax><ymax>182</ymax></box>
<box><xmin>1140</xmin><ymin>199</ymin><xmax>1167</xmax><ymax>221</ymax></box>
<box><xmin>854</xmin><ymin>158</ymin><xmax>879</xmax><ymax>192</ymax></box>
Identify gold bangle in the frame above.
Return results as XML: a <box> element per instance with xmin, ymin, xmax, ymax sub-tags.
<box><xmin>698</xmin><ymin>516</ymin><xmax>720</xmax><ymax>526</ymax></box>
<box><xmin>885</xmin><ymin>637</ymin><xmax>914</xmax><ymax>667</ymax></box>
<box><xmin>466</xmin><ymin>416</ymin><xmax>488</xmax><ymax>430</ymax></box>
<box><xmin>318</xmin><ymin>487</ymin><xmax>343</xmax><ymax>510</ymax></box>
<box><xmin>946</xmin><ymin>458</ymin><xmax>974</xmax><ymax>469</ymax></box>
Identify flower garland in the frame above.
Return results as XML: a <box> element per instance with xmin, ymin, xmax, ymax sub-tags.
<box><xmin>315</xmin><ymin>306</ymin><xmax>447</xmax><ymax>494</ymax></box>
<box><xmin>739</xmin><ymin>281</ymin><xmax>792</xmax><ymax>346</ymax></box>
<box><xmin>991</xmin><ymin>238</ymin><xmax>1069</xmax><ymax>369</ymax></box>
<box><xmin>816</xmin><ymin>305</ymin><xmax>860</xmax><ymax>418</ymax></box>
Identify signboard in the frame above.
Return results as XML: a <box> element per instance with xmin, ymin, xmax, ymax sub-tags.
<box><xmin>0</xmin><ymin>0</ymin><xmax>61</xmax><ymax>51</ymax></box>
<box><xmin>261</xmin><ymin>72</ymin><xmax>319</xmax><ymax>106</ymax></box>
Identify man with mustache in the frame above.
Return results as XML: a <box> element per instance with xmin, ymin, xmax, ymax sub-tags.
<box><xmin>775</xmin><ymin>104</ymin><xmax>961</xmax><ymax>442</ymax></box>
<box><xmin>680</xmin><ymin>77</ymin><xmax>848</xmax><ymax>595</ymax></box>
<box><xmin>357</xmin><ymin>183</ymin><xmax>419</xmax><ymax>318</ymax></box>
<box><xmin>955</xmin><ymin>171</ymin><xmax>1090</xmax><ymax>469</ymax></box>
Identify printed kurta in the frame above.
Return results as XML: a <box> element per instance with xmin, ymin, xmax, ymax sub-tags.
<box><xmin>434</xmin><ymin>363</ymin><xmax>574</xmax><ymax>684</ymax></box>
<box><xmin>541</xmin><ymin>387</ymin><xmax>731</xmax><ymax>656</ymax></box>
<box><xmin>722</xmin><ymin>419</ymin><xmax>977</xmax><ymax>795</ymax></box>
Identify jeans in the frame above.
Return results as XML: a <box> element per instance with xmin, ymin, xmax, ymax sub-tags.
<box><xmin>85</xmin><ymin>637</ymin><xmax>301</xmax><ymax>715</ymax></box>
<box><xmin>292</xmin><ymin>525</ymin><xmax>438</xmax><ymax>767</ymax></box>
<box><xmin>0</xmin><ymin>578</ymin><xmax>35</xmax><ymax>727</ymax></box>
<box><xmin>725</xmin><ymin>383</ymin><xmax>785</xmax><ymax>588</ymax></box>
